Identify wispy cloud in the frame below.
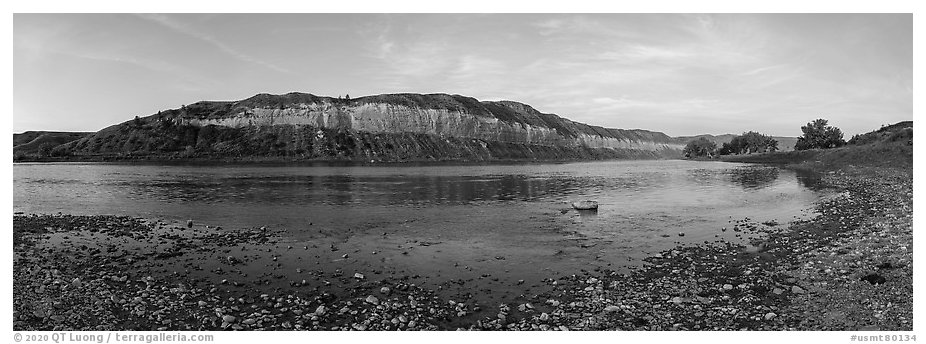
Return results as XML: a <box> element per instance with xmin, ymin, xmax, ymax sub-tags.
<box><xmin>15</xmin><ymin>34</ymin><xmax>217</xmax><ymax>92</ymax></box>
<box><xmin>741</xmin><ymin>64</ymin><xmax>790</xmax><ymax>76</ymax></box>
<box><xmin>136</xmin><ymin>14</ymin><xmax>289</xmax><ymax>73</ymax></box>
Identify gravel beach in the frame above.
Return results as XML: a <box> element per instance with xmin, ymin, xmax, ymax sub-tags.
<box><xmin>12</xmin><ymin>165</ymin><xmax>912</xmax><ymax>331</ymax></box>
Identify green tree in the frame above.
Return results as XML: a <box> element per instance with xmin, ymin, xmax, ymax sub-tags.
<box><xmin>795</xmin><ymin>118</ymin><xmax>845</xmax><ymax>150</ymax></box>
<box><xmin>684</xmin><ymin>137</ymin><xmax>717</xmax><ymax>158</ymax></box>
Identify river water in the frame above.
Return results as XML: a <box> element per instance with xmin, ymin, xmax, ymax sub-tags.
<box><xmin>13</xmin><ymin>160</ymin><xmax>824</xmax><ymax>305</ymax></box>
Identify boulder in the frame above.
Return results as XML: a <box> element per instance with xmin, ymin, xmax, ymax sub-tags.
<box><xmin>572</xmin><ymin>200</ymin><xmax>599</xmax><ymax>211</ymax></box>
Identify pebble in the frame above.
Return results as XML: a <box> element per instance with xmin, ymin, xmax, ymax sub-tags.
<box><xmin>365</xmin><ymin>295</ymin><xmax>379</xmax><ymax>305</ymax></box>
<box><xmin>354</xmin><ymin>273</ymin><xmax>364</xmax><ymax>279</ymax></box>
<box><xmin>723</xmin><ymin>284</ymin><xmax>734</xmax><ymax>291</ymax></box>
<box><xmin>791</xmin><ymin>286</ymin><xmax>805</xmax><ymax>294</ymax></box>
<box><xmin>539</xmin><ymin>313</ymin><xmax>550</xmax><ymax>322</ymax></box>
<box><xmin>222</xmin><ymin>315</ymin><xmax>236</xmax><ymax>323</ymax></box>
<box><xmin>315</xmin><ymin>306</ymin><xmax>326</xmax><ymax>315</ymax></box>
<box><xmin>765</xmin><ymin>312</ymin><xmax>777</xmax><ymax>320</ymax></box>
<box><xmin>604</xmin><ymin>305</ymin><xmax>620</xmax><ymax>313</ymax></box>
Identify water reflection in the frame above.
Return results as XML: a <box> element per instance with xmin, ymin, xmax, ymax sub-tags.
<box><xmin>118</xmin><ymin>174</ymin><xmax>595</xmax><ymax>206</ymax></box>
<box><xmin>14</xmin><ymin>161</ymin><xmax>823</xmax><ymax>231</ymax></box>
<box><xmin>794</xmin><ymin>169</ymin><xmax>826</xmax><ymax>190</ymax></box>
<box><xmin>726</xmin><ymin>167</ymin><xmax>780</xmax><ymax>190</ymax></box>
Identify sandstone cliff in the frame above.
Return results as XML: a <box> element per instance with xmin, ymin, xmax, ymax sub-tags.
<box><xmin>53</xmin><ymin>92</ymin><xmax>685</xmax><ymax>162</ymax></box>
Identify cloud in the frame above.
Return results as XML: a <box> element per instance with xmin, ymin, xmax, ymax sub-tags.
<box><xmin>136</xmin><ymin>14</ymin><xmax>289</xmax><ymax>73</ymax></box>
<box><xmin>740</xmin><ymin>64</ymin><xmax>790</xmax><ymax>76</ymax></box>
<box><xmin>596</xmin><ymin>45</ymin><xmax>696</xmax><ymax>63</ymax></box>
<box><xmin>16</xmin><ymin>33</ymin><xmax>217</xmax><ymax>92</ymax></box>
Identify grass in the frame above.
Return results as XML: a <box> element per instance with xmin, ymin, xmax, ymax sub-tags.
<box><xmin>721</xmin><ymin>128</ymin><xmax>912</xmax><ymax>172</ymax></box>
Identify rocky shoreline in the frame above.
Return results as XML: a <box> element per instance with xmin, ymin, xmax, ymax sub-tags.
<box><xmin>12</xmin><ymin>166</ymin><xmax>912</xmax><ymax>331</ymax></box>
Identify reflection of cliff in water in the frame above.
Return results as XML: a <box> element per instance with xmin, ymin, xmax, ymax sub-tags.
<box><xmin>727</xmin><ymin>167</ymin><xmax>780</xmax><ymax>190</ymax></box>
<box><xmin>123</xmin><ymin>174</ymin><xmax>596</xmax><ymax>206</ymax></box>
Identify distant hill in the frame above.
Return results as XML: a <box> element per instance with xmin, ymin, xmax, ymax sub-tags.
<box><xmin>674</xmin><ymin>134</ymin><xmax>798</xmax><ymax>152</ymax></box>
<box><xmin>16</xmin><ymin>92</ymin><xmax>686</xmax><ymax>162</ymax></box>
<box><xmin>13</xmin><ymin>131</ymin><xmax>92</xmax><ymax>158</ymax></box>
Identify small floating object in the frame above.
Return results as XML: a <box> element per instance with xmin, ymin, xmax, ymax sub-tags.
<box><xmin>571</xmin><ymin>200</ymin><xmax>599</xmax><ymax>211</ymax></box>
<box><xmin>678</xmin><ymin>232</ymin><xmax>685</xmax><ymax>237</ymax></box>
<box><xmin>186</xmin><ymin>220</ymin><xmax>193</xmax><ymax>228</ymax></box>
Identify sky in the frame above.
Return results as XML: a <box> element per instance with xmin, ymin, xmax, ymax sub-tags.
<box><xmin>13</xmin><ymin>13</ymin><xmax>913</xmax><ymax>137</ymax></box>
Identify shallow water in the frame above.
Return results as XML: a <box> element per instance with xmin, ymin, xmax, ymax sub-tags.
<box><xmin>14</xmin><ymin>160</ymin><xmax>824</xmax><ymax>306</ymax></box>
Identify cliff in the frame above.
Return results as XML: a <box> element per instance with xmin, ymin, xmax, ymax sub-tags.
<box><xmin>41</xmin><ymin>92</ymin><xmax>686</xmax><ymax>162</ymax></box>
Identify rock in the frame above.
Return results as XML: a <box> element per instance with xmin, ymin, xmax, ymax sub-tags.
<box><xmin>222</xmin><ymin>315</ymin><xmax>236</xmax><ymax>323</ymax></box>
<box><xmin>765</xmin><ymin>312</ymin><xmax>777</xmax><ymax>320</ymax></box>
<box><xmin>723</xmin><ymin>284</ymin><xmax>734</xmax><ymax>291</ymax></box>
<box><xmin>71</xmin><ymin>278</ymin><xmax>82</xmax><ymax>288</ymax></box>
<box><xmin>678</xmin><ymin>232</ymin><xmax>685</xmax><ymax>237</ymax></box>
<box><xmin>772</xmin><ymin>288</ymin><xmax>784</xmax><ymax>295</ymax></box>
<box><xmin>354</xmin><ymin>273</ymin><xmax>365</xmax><ymax>280</ymax></box>
<box><xmin>226</xmin><ymin>256</ymin><xmax>239</xmax><ymax>264</ymax></box>
<box><xmin>791</xmin><ymin>286</ymin><xmax>805</xmax><ymax>294</ymax></box>
<box><xmin>604</xmin><ymin>305</ymin><xmax>620</xmax><ymax>313</ymax></box>
<box><xmin>315</xmin><ymin>306</ymin><xmax>326</xmax><ymax>315</ymax></box>
<box><xmin>572</xmin><ymin>200</ymin><xmax>598</xmax><ymax>211</ymax></box>
<box><xmin>242</xmin><ymin>318</ymin><xmax>256</xmax><ymax>325</ymax></box>
<box><xmin>539</xmin><ymin>313</ymin><xmax>550</xmax><ymax>322</ymax></box>
<box><xmin>365</xmin><ymin>295</ymin><xmax>379</xmax><ymax>305</ymax></box>
<box><xmin>861</xmin><ymin>273</ymin><xmax>887</xmax><ymax>285</ymax></box>
<box><xmin>670</xmin><ymin>296</ymin><xmax>683</xmax><ymax>304</ymax></box>
<box><xmin>197</xmin><ymin>301</ymin><xmax>207</xmax><ymax>307</ymax></box>
<box><xmin>187</xmin><ymin>220</ymin><xmax>193</xmax><ymax>228</ymax></box>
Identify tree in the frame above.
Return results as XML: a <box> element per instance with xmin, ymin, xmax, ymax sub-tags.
<box><xmin>795</xmin><ymin>118</ymin><xmax>845</xmax><ymax>150</ymax></box>
<box><xmin>717</xmin><ymin>131</ymin><xmax>778</xmax><ymax>155</ymax></box>
<box><xmin>740</xmin><ymin>131</ymin><xmax>779</xmax><ymax>154</ymax></box>
<box><xmin>684</xmin><ymin>137</ymin><xmax>717</xmax><ymax>158</ymax></box>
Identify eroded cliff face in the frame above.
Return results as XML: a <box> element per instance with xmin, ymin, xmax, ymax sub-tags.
<box><xmin>59</xmin><ymin>92</ymin><xmax>684</xmax><ymax>161</ymax></box>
